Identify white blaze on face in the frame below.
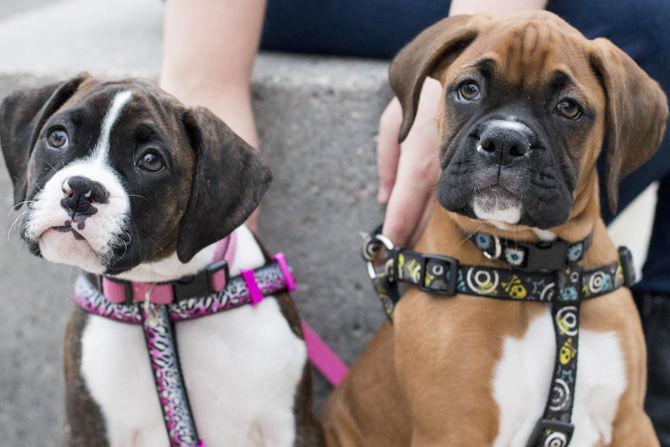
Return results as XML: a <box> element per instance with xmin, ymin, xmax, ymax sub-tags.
<box><xmin>90</xmin><ymin>90</ymin><xmax>132</xmax><ymax>166</ymax></box>
<box><xmin>25</xmin><ymin>90</ymin><xmax>133</xmax><ymax>273</ymax></box>
<box><xmin>490</xmin><ymin>118</ymin><xmax>532</xmax><ymax>134</ymax></box>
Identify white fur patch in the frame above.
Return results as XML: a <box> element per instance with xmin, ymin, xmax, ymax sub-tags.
<box><xmin>488</xmin><ymin>119</ymin><xmax>532</xmax><ymax>134</ymax></box>
<box><xmin>531</xmin><ymin>228</ymin><xmax>557</xmax><ymax>241</ymax></box>
<box><xmin>80</xmin><ymin>226</ymin><xmax>306</xmax><ymax>446</ymax></box>
<box><xmin>91</xmin><ymin>90</ymin><xmax>132</xmax><ymax>165</ymax></box>
<box><xmin>492</xmin><ymin>308</ymin><xmax>626</xmax><ymax>447</ymax></box>
<box><xmin>473</xmin><ymin>195</ymin><xmax>522</xmax><ymax>225</ymax></box>
<box><xmin>25</xmin><ymin>91</ymin><xmax>132</xmax><ymax>271</ymax></box>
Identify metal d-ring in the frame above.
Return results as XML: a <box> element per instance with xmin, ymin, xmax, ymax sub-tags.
<box><xmin>482</xmin><ymin>234</ymin><xmax>502</xmax><ymax>260</ymax></box>
<box><xmin>143</xmin><ymin>283</ymin><xmax>159</xmax><ymax>328</ymax></box>
<box><xmin>363</xmin><ymin>233</ymin><xmax>395</xmax><ymax>281</ymax></box>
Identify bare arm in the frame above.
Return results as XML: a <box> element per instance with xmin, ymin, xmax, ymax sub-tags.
<box><xmin>378</xmin><ymin>0</ymin><xmax>548</xmax><ymax>245</ymax></box>
<box><xmin>160</xmin><ymin>0</ymin><xmax>266</xmax><ymax>148</ymax></box>
<box><xmin>160</xmin><ymin>0</ymin><xmax>266</xmax><ymax>229</ymax></box>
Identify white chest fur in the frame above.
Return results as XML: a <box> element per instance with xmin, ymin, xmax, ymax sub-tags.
<box><xmin>492</xmin><ymin>308</ymin><xmax>626</xmax><ymax>447</ymax></box>
<box><xmin>80</xmin><ymin>226</ymin><xmax>307</xmax><ymax>446</ymax></box>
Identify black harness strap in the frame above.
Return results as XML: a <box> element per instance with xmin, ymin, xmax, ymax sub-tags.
<box><xmin>362</xmin><ymin>226</ymin><xmax>636</xmax><ymax>447</ymax></box>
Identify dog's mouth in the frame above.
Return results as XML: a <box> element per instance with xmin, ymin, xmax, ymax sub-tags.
<box><xmin>49</xmin><ymin>222</ymin><xmax>86</xmax><ymax>241</ymax></box>
<box><xmin>37</xmin><ymin>221</ymin><xmax>101</xmax><ymax>255</ymax></box>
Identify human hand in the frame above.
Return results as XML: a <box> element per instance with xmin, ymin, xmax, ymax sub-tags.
<box><xmin>377</xmin><ymin>78</ymin><xmax>442</xmax><ymax>246</ymax></box>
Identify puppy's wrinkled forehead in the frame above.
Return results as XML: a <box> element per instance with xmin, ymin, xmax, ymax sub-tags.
<box><xmin>443</xmin><ymin>16</ymin><xmax>601</xmax><ymax>96</ymax></box>
<box><xmin>62</xmin><ymin>81</ymin><xmax>184</xmax><ymax>148</ymax></box>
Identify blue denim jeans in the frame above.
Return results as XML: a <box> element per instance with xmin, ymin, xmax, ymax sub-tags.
<box><xmin>262</xmin><ymin>0</ymin><xmax>670</xmax><ymax>294</ymax></box>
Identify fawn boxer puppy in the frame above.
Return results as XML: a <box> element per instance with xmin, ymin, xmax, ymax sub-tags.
<box><xmin>323</xmin><ymin>12</ymin><xmax>668</xmax><ymax>447</ymax></box>
<box><xmin>0</xmin><ymin>75</ymin><xmax>323</xmax><ymax>446</ymax></box>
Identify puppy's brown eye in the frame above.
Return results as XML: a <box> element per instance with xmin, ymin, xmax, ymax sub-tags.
<box><xmin>457</xmin><ymin>81</ymin><xmax>481</xmax><ymax>101</ymax></box>
<box><xmin>137</xmin><ymin>150</ymin><xmax>165</xmax><ymax>172</ymax></box>
<box><xmin>47</xmin><ymin>128</ymin><xmax>68</xmax><ymax>148</ymax></box>
<box><xmin>556</xmin><ymin>99</ymin><xmax>582</xmax><ymax>119</ymax></box>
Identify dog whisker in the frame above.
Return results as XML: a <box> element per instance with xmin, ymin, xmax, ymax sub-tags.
<box><xmin>36</xmin><ymin>156</ymin><xmax>61</xmax><ymax>176</ymax></box>
<box><xmin>9</xmin><ymin>199</ymin><xmax>36</xmax><ymax>212</ymax></box>
<box><xmin>454</xmin><ymin>223</ymin><xmax>487</xmax><ymax>251</ymax></box>
<box><xmin>7</xmin><ymin>209</ymin><xmax>31</xmax><ymax>240</ymax></box>
<box><xmin>416</xmin><ymin>118</ymin><xmax>438</xmax><ymax>131</ymax></box>
<box><xmin>127</xmin><ymin>194</ymin><xmax>149</xmax><ymax>202</ymax></box>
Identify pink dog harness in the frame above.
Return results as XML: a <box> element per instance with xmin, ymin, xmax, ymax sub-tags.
<box><xmin>74</xmin><ymin>230</ymin><xmax>348</xmax><ymax>446</ymax></box>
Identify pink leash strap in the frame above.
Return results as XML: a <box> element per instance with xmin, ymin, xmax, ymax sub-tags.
<box><xmin>240</xmin><ymin>254</ymin><xmax>349</xmax><ymax>386</ymax></box>
<box><xmin>269</xmin><ymin>253</ymin><xmax>348</xmax><ymax>386</ymax></box>
<box><xmin>302</xmin><ymin>321</ymin><xmax>349</xmax><ymax>386</ymax></box>
<box><xmin>238</xmin><ymin>252</ymin><xmax>349</xmax><ymax>386</ymax></box>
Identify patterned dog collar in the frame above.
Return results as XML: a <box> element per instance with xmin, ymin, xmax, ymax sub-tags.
<box><xmin>362</xmin><ymin>224</ymin><xmax>636</xmax><ymax>447</ymax></box>
<box><xmin>74</xmin><ymin>248</ymin><xmax>296</xmax><ymax>447</ymax></box>
<box><xmin>467</xmin><ymin>230</ymin><xmax>594</xmax><ymax>271</ymax></box>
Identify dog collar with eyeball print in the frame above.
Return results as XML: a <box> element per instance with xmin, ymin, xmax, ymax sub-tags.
<box><xmin>74</xmin><ymin>233</ymin><xmax>297</xmax><ymax>447</ymax></box>
<box><xmin>467</xmin><ymin>230</ymin><xmax>594</xmax><ymax>271</ymax></box>
<box><xmin>362</xmin><ymin>225</ymin><xmax>636</xmax><ymax>447</ymax></box>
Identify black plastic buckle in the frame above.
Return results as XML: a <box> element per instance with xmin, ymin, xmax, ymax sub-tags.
<box><xmin>418</xmin><ymin>255</ymin><xmax>458</xmax><ymax>296</ymax></box>
<box><xmin>121</xmin><ymin>281</ymin><xmax>134</xmax><ymax>304</ymax></box>
<box><xmin>92</xmin><ymin>274</ymin><xmax>102</xmax><ymax>294</ymax></box>
<box><xmin>173</xmin><ymin>260</ymin><xmax>229</xmax><ymax>301</ymax></box>
<box><xmin>618</xmin><ymin>246</ymin><xmax>637</xmax><ymax>287</ymax></box>
<box><xmin>524</xmin><ymin>241</ymin><xmax>569</xmax><ymax>271</ymax></box>
<box><xmin>526</xmin><ymin>419</ymin><xmax>574</xmax><ymax>447</ymax></box>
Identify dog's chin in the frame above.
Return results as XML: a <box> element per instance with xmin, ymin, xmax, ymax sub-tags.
<box><xmin>38</xmin><ymin>229</ymin><xmax>106</xmax><ymax>274</ymax></box>
<box><xmin>471</xmin><ymin>187</ymin><xmax>523</xmax><ymax>228</ymax></box>
<box><xmin>440</xmin><ymin>182</ymin><xmax>572</xmax><ymax>231</ymax></box>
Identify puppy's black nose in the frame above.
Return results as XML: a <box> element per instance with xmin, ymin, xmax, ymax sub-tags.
<box><xmin>478</xmin><ymin>123</ymin><xmax>532</xmax><ymax>166</ymax></box>
<box><xmin>60</xmin><ymin>176</ymin><xmax>109</xmax><ymax>221</ymax></box>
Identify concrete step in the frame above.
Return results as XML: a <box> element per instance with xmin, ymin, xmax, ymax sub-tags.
<box><xmin>0</xmin><ymin>0</ymin><xmax>390</xmax><ymax>444</ymax></box>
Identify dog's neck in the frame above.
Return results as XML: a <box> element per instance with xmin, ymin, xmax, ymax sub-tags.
<box><xmin>107</xmin><ymin>230</ymin><xmax>238</xmax><ymax>284</ymax></box>
<box><xmin>416</xmin><ymin>174</ymin><xmax>619</xmax><ymax>269</ymax></box>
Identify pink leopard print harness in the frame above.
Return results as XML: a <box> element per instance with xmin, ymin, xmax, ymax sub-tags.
<box><xmin>73</xmin><ymin>230</ymin><xmax>298</xmax><ymax>447</ymax></box>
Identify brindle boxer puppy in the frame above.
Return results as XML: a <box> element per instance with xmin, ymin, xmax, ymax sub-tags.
<box><xmin>323</xmin><ymin>12</ymin><xmax>668</xmax><ymax>447</ymax></box>
<box><xmin>0</xmin><ymin>75</ymin><xmax>323</xmax><ymax>446</ymax></box>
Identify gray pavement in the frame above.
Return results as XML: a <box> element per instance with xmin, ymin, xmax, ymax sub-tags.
<box><xmin>0</xmin><ymin>0</ymin><xmax>391</xmax><ymax>444</ymax></box>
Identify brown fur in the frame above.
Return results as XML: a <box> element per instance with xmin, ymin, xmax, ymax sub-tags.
<box><xmin>63</xmin><ymin>307</ymin><xmax>109</xmax><ymax>447</ymax></box>
<box><xmin>324</xmin><ymin>12</ymin><xmax>667</xmax><ymax>446</ymax></box>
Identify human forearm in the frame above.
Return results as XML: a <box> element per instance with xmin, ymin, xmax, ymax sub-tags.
<box><xmin>159</xmin><ymin>0</ymin><xmax>265</xmax><ymax>147</ymax></box>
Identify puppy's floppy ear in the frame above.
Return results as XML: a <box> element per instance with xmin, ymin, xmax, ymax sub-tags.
<box><xmin>590</xmin><ymin>38</ymin><xmax>668</xmax><ymax>211</ymax></box>
<box><xmin>177</xmin><ymin>106</ymin><xmax>272</xmax><ymax>263</ymax></box>
<box><xmin>390</xmin><ymin>15</ymin><xmax>485</xmax><ymax>142</ymax></box>
<box><xmin>0</xmin><ymin>73</ymin><xmax>90</xmax><ymax>207</ymax></box>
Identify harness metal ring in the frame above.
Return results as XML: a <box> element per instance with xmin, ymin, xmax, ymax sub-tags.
<box><xmin>143</xmin><ymin>283</ymin><xmax>160</xmax><ymax>328</ymax></box>
<box><xmin>363</xmin><ymin>233</ymin><xmax>395</xmax><ymax>280</ymax></box>
<box><xmin>482</xmin><ymin>235</ymin><xmax>502</xmax><ymax>260</ymax></box>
